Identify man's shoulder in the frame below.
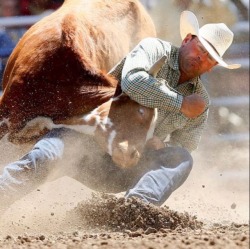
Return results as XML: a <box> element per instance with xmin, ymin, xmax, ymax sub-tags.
<box><xmin>139</xmin><ymin>37</ymin><xmax>172</xmax><ymax>49</ymax></box>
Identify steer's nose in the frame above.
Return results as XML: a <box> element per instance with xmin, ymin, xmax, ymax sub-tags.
<box><xmin>112</xmin><ymin>142</ymin><xmax>141</xmax><ymax>168</ymax></box>
<box><xmin>130</xmin><ymin>148</ymin><xmax>140</xmax><ymax>159</ymax></box>
<box><xmin>117</xmin><ymin>141</ymin><xmax>140</xmax><ymax>160</ymax></box>
<box><xmin>118</xmin><ymin>141</ymin><xmax>129</xmax><ymax>152</ymax></box>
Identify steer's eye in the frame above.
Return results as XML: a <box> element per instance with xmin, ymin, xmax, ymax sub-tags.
<box><xmin>138</xmin><ymin>108</ymin><xmax>145</xmax><ymax>116</ymax></box>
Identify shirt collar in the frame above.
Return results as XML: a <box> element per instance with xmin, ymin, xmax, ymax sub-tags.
<box><xmin>169</xmin><ymin>45</ymin><xmax>179</xmax><ymax>70</ymax></box>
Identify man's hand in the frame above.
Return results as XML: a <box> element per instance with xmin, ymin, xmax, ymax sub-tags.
<box><xmin>146</xmin><ymin>136</ymin><xmax>165</xmax><ymax>150</ymax></box>
<box><xmin>180</xmin><ymin>93</ymin><xmax>206</xmax><ymax>118</ymax></box>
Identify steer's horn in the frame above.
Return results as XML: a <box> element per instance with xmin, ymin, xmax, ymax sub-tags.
<box><xmin>148</xmin><ymin>55</ymin><xmax>167</xmax><ymax>78</ymax></box>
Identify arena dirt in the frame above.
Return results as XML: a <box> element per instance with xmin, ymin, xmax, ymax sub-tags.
<box><xmin>71</xmin><ymin>193</ymin><xmax>203</xmax><ymax>231</ymax></box>
<box><xmin>0</xmin><ymin>137</ymin><xmax>249</xmax><ymax>248</ymax></box>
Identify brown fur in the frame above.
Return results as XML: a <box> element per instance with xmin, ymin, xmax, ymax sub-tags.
<box><xmin>0</xmin><ymin>0</ymin><xmax>156</xmax><ymax>142</ymax></box>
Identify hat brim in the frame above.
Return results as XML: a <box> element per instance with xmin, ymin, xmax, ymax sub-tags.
<box><xmin>180</xmin><ymin>11</ymin><xmax>241</xmax><ymax>69</ymax></box>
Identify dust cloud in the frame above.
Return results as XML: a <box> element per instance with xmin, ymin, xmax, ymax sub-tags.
<box><xmin>0</xmin><ymin>133</ymin><xmax>249</xmax><ymax>249</ymax></box>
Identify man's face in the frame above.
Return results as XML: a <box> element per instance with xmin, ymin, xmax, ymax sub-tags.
<box><xmin>179</xmin><ymin>34</ymin><xmax>218</xmax><ymax>78</ymax></box>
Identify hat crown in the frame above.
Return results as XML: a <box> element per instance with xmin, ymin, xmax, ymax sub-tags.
<box><xmin>199</xmin><ymin>23</ymin><xmax>234</xmax><ymax>57</ymax></box>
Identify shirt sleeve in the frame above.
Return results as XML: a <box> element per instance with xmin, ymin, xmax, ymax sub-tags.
<box><xmin>121</xmin><ymin>37</ymin><xmax>183</xmax><ymax>113</ymax></box>
<box><xmin>168</xmin><ymin>109</ymin><xmax>209</xmax><ymax>152</ymax></box>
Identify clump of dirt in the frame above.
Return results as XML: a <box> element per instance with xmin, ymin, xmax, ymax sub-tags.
<box><xmin>70</xmin><ymin>193</ymin><xmax>203</xmax><ymax>232</ymax></box>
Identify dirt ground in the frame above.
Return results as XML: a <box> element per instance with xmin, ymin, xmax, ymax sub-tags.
<box><xmin>0</xmin><ymin>137</ymin><xmax>249</xmax><ymax>249</ymax></box>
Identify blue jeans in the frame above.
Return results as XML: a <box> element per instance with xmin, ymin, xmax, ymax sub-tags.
<box><xmin>0</xmin><ymin>128</ymin><xmax>193</xmax><ymax>208</ymax></box>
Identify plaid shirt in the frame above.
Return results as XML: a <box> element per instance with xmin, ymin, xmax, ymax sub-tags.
<box><xmin>109</xmin><ymin>38</ymin><xmax>210</xmax><ymax>152</ymax></box>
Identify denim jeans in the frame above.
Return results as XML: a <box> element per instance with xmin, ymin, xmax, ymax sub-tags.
<box><xmin>0</xmin><ymin>128</ymin><xmax>193</xmax><ymax>208</ymax></box>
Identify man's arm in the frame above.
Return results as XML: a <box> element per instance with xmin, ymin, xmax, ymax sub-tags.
<box><xmin>121</xmin><ymin>37</ymin><xmax>206</xmax><ymax>118</ymax></box>
<box><xmin>121</xmin><ymin>37</ymin><xmax>183</xmax><ymax>113</ymax></box>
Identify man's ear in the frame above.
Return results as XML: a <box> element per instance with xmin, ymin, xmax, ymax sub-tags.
<box><xmin>181</xmin><ymin>33</ymin><xmax>193</xmax><ymax>45</ymax></box>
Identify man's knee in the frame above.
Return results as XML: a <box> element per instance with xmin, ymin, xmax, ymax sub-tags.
<box><xmin>32</xmin><ymin>129</ymin><xmax>68</xmax><ymax>162</ymax></box>
<box><xmin>153</xmin><ymin>146</ymin><xmax>193</xmax><ymax>169</ymax></box>
<box><xmin>176</xmin><ymin>147</ymin><xmax>193</xmax><ymax>166</ymax></box>
<box><xmin>33</xmin><ymin>137</ymin><xmax>64</xmax><ymax>161</ymax></box>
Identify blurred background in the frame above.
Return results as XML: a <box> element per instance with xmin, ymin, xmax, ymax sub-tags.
<box><xmin>0</xmin><ymin>0</ymin><xmax>249</xmax><ymax>174</ymax></box>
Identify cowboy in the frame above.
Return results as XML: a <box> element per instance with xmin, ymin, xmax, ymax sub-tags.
<box><xmin>0</xmin><ymin>11</ymin><xmax>240</xmax><ymax>210</ymax></box>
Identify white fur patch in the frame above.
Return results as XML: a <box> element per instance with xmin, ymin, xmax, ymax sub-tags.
<box><xmin>20</xmin><ymin>115</ymin><xmax>97</xmax><ymax>136</ymax></box>
<box><xmin>22</xmin><ymin>116</ymin><xmax>53</xmax><ymax>131</ymax></box>
<box><xmin>99</xmin><ymin>116</ymin><xmax>113</xmax><ymax>132</ymax></box>
<box><xmin>107</xmin><ymin>130</ymin><xmax>116</xmax><ymax>155</ymax></box>
<box><xmin>146</xmin><ymin>108</ymin><xmax>158</xmax><ymax>141</ymax></box>
<box><xmin>12</xmin><ymin>117</ymin><xmax>53</xmax><ymax>139</ymax></box>
<box><xmin>54</xmin><ymin>113</ymin><xmax>98</xmax><ymax>135</ymax></box>
<box><xmin>58</xmin><ymin>122</ymin><xmax>96</xmax><ymax>135</ymax></box>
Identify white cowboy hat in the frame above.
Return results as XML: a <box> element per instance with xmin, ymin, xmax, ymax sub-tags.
<box><xmin>180</xmin><ymin>10</ymin><xmax>241</xmax><ymax>69</ymax></box>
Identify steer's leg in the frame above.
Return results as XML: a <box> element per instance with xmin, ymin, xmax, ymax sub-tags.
<box><xmin>11</xmin><ymin>114</ymin><xmax>98</xmax><ymax>143</ymax></box>
<box><xmin>125</xmin><ymin>147</ymin><xmax>193</xmax><ymax>206</ymax></box>
<box><xmin>0</xmin><ymin>128</ymin><xmax>70</xmax><ymax>212</ymax></box>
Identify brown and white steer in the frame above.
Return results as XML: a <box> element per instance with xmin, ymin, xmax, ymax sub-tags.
<box><xmin>0</xmin><ymin>0</ymin><xmax>157</xmax><ymax>168</ymax></box>
<box><xmin>7</xmin><ymin>57</ymin><xmax>166</xmax><ymax>168</ymax></box>
<box><xmin>12</xmin><ymin>94</ymin><xmax>157</xmax><ymax>168</ymax></box>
